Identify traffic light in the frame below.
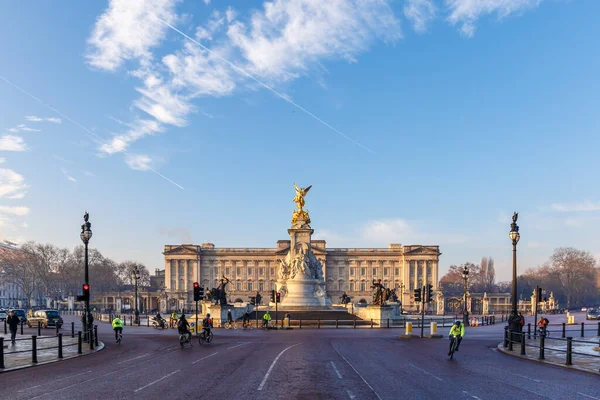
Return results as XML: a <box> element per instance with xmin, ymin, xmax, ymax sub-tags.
<box><xmin>276</xmin><ymin>292</ymin><xmax>281</xmax><ymax>303</ymax></box>
<box><xmin>270</xmin><ymin>290</ymin><xmax>276</xmax><ymax>303</ymax></box>
<box><xmin>249</xmin><ymin>296</ymin><xmax>256</xmax><ymax>305</ymax></box>
<box><xmin>425</xmin><ymin>284</ymin><xmax>433</xmax><ymax>303</ymax></box>
<box><xmin>193</xmin><ymin>282</ymin><xmax>201</xmax><ymax>301</ymax></box>
<box><xmin>77</xmin><ymin>283</ymin><xmax>90</xmax><ymax>302</ymax></box>
<box><xmin>413</xmin><ymin>288</ymin><xmax>421</xmax><ymax>303</ymax></box>
<box><xmin>537</xmin><ymin>287</ymin><xmax>543</xmax><ymax>302</ymax></box>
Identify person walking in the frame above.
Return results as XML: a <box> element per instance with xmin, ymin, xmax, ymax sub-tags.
<box><xmin>6</xmin><ymin>310</ymin><xmax>20</xmax><ymax>345</ymax></box>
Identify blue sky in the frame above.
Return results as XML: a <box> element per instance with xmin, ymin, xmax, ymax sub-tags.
<box><xmin>1</xmin><ymin>0</ymin><xmax>599</xmax><ymax>281</ymax></box>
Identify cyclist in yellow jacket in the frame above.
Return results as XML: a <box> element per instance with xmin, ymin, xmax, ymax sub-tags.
<box><xmin>262</xmin><ymin>310</ymin><xmax>272</xmax><ymax>328</ymax></box>
<box><xmin>448</xmin><ymin>320</ymin><xmax>465</xmax><ymax>355</ymax></box>
<box><xmin>111</xmin><ymin>316</ymin><xmax>124</xmax><ymax>342</ymax></box>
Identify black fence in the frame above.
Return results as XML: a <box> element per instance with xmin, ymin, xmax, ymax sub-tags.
<box><xmin>503</xmin><ymin>322</ymin><xmax>600</xmax><ymax>372</ymax></box>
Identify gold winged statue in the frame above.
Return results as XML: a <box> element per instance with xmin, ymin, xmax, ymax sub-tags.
<box><xmin>292</xmin><ymin>183</ymin><xmax>312</xmax><ymax>227</ymax></box>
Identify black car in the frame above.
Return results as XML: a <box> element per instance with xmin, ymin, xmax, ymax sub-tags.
<box><xmin>9</xmin><ymin>309</ymin><xmax>27</xmax><ymax>323</ymax></box>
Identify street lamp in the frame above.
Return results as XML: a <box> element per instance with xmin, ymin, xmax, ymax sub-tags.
<box><xmin>399</xmin><ymin>281</ymin><xmax>405</xmax><ymax>314</ymax></box>
<box><xmin>80</xmin><ymin>212</ymin><xmax>92</xmax><ymax>340</ymax></box>
<box><xmin>508</xmin><ymin>212</ymin><xmax>521</xmax><ymax>332</ymax></box>
<box><xmin>462</xmin><ymin>265</ymin><xmax>469</xmax><ymax>326</ymax></box>
<box><xmin>133</xmin><ymin>265</ymin><xmax>141</xmax><ymax>324</ymax></box>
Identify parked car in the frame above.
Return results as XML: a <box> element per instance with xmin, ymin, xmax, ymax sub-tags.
<box><xmin>586</xmin><ymin>308</ymin><xmax>599</xmax><ymax>320</ymax></box>
<box><xmin>0</xmin><ymin>310</ymin><xmax>7</xmax><ymax>321</ymax></box>
<box><xmin>9</xmin><ymin>309</ymin><xmax>27</xmax><ymax>323</ymax></box>
<box><xmin>27</xmin><ymin>310</ymin><xmax>63</xmax><ymax>328</ymax></box>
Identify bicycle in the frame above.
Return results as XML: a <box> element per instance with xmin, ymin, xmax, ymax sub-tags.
<box><xmin>537</xmin><ymin>326</ymin><xmax>549</xmax><ymax>337</ymax></box>
<box><xmin>179</xmin><ymin>332</ymin><xmax>193</xmax><ymax>348</ymax></box>
<box><xmin>198</xmin><ymin>329</ymin><xmax>213</xmax><ymax>344</ymax></box>
<box><xmin>448</xmin><ymin>335</ymin><xmax>459</xmax><ymax>359</ymax></box>
<box><xmin>224</xmin><ymin>320</ymin><xmax>238</xmax><ymax>330</ymax></box>
<box><xmin>116</xmin><ymin>332</ymin><xmax>122</xmax><ymax>345</ymax></box>
<box><xmin>242</xmin><ymin>321</ymin><xmax>254</xmax><ymax>330</ymax></box>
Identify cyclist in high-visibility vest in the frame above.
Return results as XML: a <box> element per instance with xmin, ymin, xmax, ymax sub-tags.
<box><xmin>262</xmin><ymin>310</ymin><xmax>272</xmax><ymax>328</ymax></box>
<box><xmin>111</xmin><ymin>317</ymin><xmax>124</xmax><ymax>342</ymax></box>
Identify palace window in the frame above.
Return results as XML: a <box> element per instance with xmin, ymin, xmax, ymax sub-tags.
<box><xmin>372</xmin><ymin>268</ymin><xmax>377</xmax><ymax>277</ymax></box>
<box><xmin>236</xmin><ymin>267</ymin><xmax>241</xmax><ymax>276</ymax></box>
<box><xmin>270</xmin><ymin>268</ymin><xmax>275</xmax><ymax>276</ymax></box>
<box><xmin>247</xmin><ymin>282</ymin><xmax>253</xmax><ymax>291</ymax></box>
<box><xmin>361</xmin><ymin>268</ymin><xmax>366</xmax><ymax>276</ymax></box>
<box><xmin>236</xmin><ymin>282</ymin><xmax>242</xmax><ymax>291</ymax></box>
<box><xmin>349</xmin><ymin>282</ymin><xmax>355</xmax><ymax>292</ymax></box>
<box><xmin>350</xmin><ymin>268</ymin><xmax>355</xmax><ymax>276</ymax></box>
<box><xmin>259</xmin><ymin>268</ymin><xmax>264</xmax><ymax>276</ymax></box>
<box><xmin>271</xmin><ymin>282</ymin><xmax>277</xmax><ymax>290</ymax></box>
<box><xmin>248</xmin><ymin>268</ymin><xmax>253</xmax><ymax>275</ymax></box>
<box><xmin>384</xmin><ymin>268</ymin><xmax>389</xmax><ymax>276</ymax></box>
<box><xmin>395</xmin><ymin>268</ymin><xmax>400</xmax><ymax>276</ymax></box>
<box><xmin>360</xmin><ymin>282</ymin><xmax>366</xmax><ymax>292</ymax></box>
<box><xmin>338</xmin><ymin>267</ymin><xmax>344</xmax><ymax>277</ymax></box>
<box><xmin>226</xmin><ymin>267</ymin><xmax>230</xmax><ymax>276</ymax></box>
<box><xmin>259</xmin><ymin>282</ymin><xmax>264</xmax><ymax>291</ymax></box>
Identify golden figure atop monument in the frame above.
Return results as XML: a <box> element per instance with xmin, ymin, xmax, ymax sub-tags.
<box><xmin>292</xmin><ymin>183</ymin><xmax>312</xmax><ymax>227</ymax></box>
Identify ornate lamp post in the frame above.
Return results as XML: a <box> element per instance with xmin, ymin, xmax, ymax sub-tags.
<box><xmin>508</xmin><ymin>212</ymin><xmax>521</xmax><ymax>332</ymax></box>
<box><xmin>80</xmin><ymin>212</ymin><xmax>93</xmax><ymax>339</ymax></box>
<box><xmin>133</xmin><ymin>265</ymin><xmax>141</xmax><ymax>324</ymax></box>
<box><xmin>399</xmin><ymin>281</ymin><xmax>406</xmax><ymax>314</ymax></box>
<box><xmin>462</xmin><ymin>265</ymin><xmax>469</xmax><ymax>326</ymax></box>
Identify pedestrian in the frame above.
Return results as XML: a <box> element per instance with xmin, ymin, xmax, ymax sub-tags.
<box><xmin>518</xmin><ymin>312</ymin><xmax>525</xmax><ymax>332</ymax></box>
<box><xmin>6</xmin><ymin>310</ymin><xmax>20</xmax><ymax>345</ymax></box>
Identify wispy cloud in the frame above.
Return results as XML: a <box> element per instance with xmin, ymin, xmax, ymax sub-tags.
<box><xmin>25</xmin><ymin>116</ymin><xmax>62</xmax><ymax>124</ymax></box>
<box><xmin>53</xmin><ymin>155</ymin><xmax>74</xmax><ymax>164</ymax></box>
<box><xmin>0</xmin><ymin>135</ymin><xmax>28</xmax><ymax>151</ymax></box>
<box><xmin>0</xmin><ymin>205</ymin><xmax>30</xmax><ymax>216</ymax></box>
<box><xmin>0</xmin><ymin>157</ymin><xmax>5</xmax><ymax>163</ymax></box>
<box><xmin>550</xmin><ymin>201</ymin><xmax>600</xmax><ymax>212</ymax></box>
<box><xmin>60</xmin><ymin>168</ymin><xmax>77</xmax><ymax>182</ymax></box>
<box><xmin>125</xmin><ymin>154</ymin><xmax>153</xmax><ymax>171</ymax></box>
<box><xmin>82</xmin><ymin>170</ymin><xmax>95</xmax><ymax>177</ymax></box>
<box><xmin>404</xmin><ymin>0</ymin><xmax>436</xmax><ymax>32</ymax></box>
<box><xmin>6</xmin><ymin>124</ymin><xmax>40</xmax><ymax>133</ymax></box>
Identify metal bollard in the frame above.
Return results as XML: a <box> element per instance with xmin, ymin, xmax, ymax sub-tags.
<box><xmin>503</xmin><ymin>327</ymin><xmax>508</xmax><ymax>348</ymax></box>
<box><xmin>38</xmin><ymin>323</ymin><xmax>41</xmax><ymax>337</ymax></box>
<box><xmin>370</xmin><ymin>319</ymin><xmax>374</xmax><ymax>329</ymax></box>
<box><xmin>562</xmin><ymin>323</ymin><xmax>566</xmax><ymax>338</ymax></box>
<box><xmin>94</xmin><ymin>325</ymin><xmax>99</xmax><ymax>347</ymax></box>
<box><xmin>3</xmin><ymin>320</ymin><xmax>6</xmax><ymax>334</ymax></box>
<box><xmin>78</xmin><ymin>331</ymin><xmax>82</xmax><ymax>354</ymax></box>
<box><xmin>353</xmin><ymin>319</ymin><xmax>356</xmax><ymax>329</ymax></box>
<box><xmin>387</xmin><ymin>318</ymin><xmax>390</xmax><ymax>328</ymax></box>
<box><xmin>32</xmin><ymin>336</ymin><xmax>38</xmax><ymax>363</ymax></box>
<box><xmin>336</xmin><ymin>319</ymin><xmax>339</xmax><ymax>329</ymax></box>
<box><xmin>58</xmin><ymin>333</ymin><xmax>63</xmax><ymax>359</ymax></box>
<box><xmin>0</xmin><ymin>337</ymin><xmax>4</xmax><ymax>369</ymax></box>
<box><xmin>318</xmin><ymin>319</ymin><xmax>320</xmax><ymax>329</ymax></box>
<box><xmin>71</xmin><ymin>322</ymin><xmax>75</xmax><ymax>338</ymax></box>
<box><xmin>539</xmin><ymin>335</ymin><xmax>545</xmax><ymax>360</ymax></box>
<box><xmin>147</xmin><ymin>316</ymin><xmax>150</xmax><ymax>327</ymax></box>
<box><xmin>520</xmin><ymin>333</ymin><xmax>526</xmax><ymax>355</ymax></box>
<box><xmin>527</xmin><ymin>323</ymin><xmax>531</xmax><ymax>339</ymax></box>
<box><xmin>89</xmin><ymin>328</ymin><xmax>94</xmax><ymax>350</ymax></box>
<box><xmin>598</xmin><ymin>322</ymin><xmax>600</xmax><ymax>337</ymax></box>
<box><xmin>581</xmin><ymin>322</ymin><xmax>584</xmax><ymax>337</ymax></box>
<box><xmin>299</xmin><ymin>319</ymin><xmax>302</xmax><ymax>329</ymax></box>
<box><xmin>508</xmin><ymin>331</ymin><xmax>514</xmax><ymax>351</ymax></box>
<box><xmin>20</xmin><ymin>321</ymin><xmax>24</xmax><ymax>335</ymax></box>
<box><xmin>566</xmin><ymin>337</ymin><xmax>573</xmax><ymax>365</ymax></box>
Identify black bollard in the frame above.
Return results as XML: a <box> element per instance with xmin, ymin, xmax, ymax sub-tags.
<box><xmin>58</xmin><ymin>333</ymin><xmax>63</xmax><ymax>359</ymax></box>
<box><xmin>0</xmin><ymin>338</ymin><xmax>4</xmax><ymax>369</ymax></box>
<box><xmin>78</xmin><ymin>331</ymin><xmax>82</xmax><ymax>354</ymax></box>
<box><xmin>71</xmin><ymin>322</ymin><xmax>75</xmax><ymax>338</ymax></box>
<box><xmin>539</xmin><ymin>335</ymin><xmax>545</xmax><ymax>360</ymax></box>
<box><xmin>32</xmin><ymin>336</ymin><xmax>38</xmax><ymax>363</ymax></box>
<box><xmin>94</xmin><ymin>325</ymin><xmax>99</xmax><ymax>347</ymax></box>
<box><xmin>504</xmin><ymin>327</ymin><xmax>508</xmax><ymax>348</ymax></box>
<box><xmin>562</xmin><ymin>322</ymin><xmax>566</xmax><ymax>338</ymax></box>
<box><xmin>20</xmin><ymin>321</ymin><xmax>24</xmax><ymax>335</ymax></box>
<box><xmin>566</xmin><ymin>337</ymin><xmax>573</xmax><ymax>365</ymax></box>
<box><xmin>520</xmin><ymin>333</ymin><xmax>526</xmax><ymax>355</ymax></box>
<box><xmin>581</xmin><ymin>322</ymin><xmax>584</xmax><ymax>337</ymax></box>
<box><xmin>89</xmin><ymin>328</ymin><xmax>94</xmax><ymax>351</ymax></box>
<box><xmin>527</xmin><ymin>323</ymin><xmax>531</xmax><ymax>339</ymax></box>
<box><xmin>3</xmin><ymin>320</ymin><xmax>6</xmax><ymax>334</ymax></box>
<box><xmin>37</xmin><ymin>322</ymin><xmax>41</xmax><ymax>337</ymax></box>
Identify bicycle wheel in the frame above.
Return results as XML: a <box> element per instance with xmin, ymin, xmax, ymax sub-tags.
<box><xmin>206</xmin><ymin>332</ymin><xmax>213</xmax><ymax>344</ymax></box>
<box><xmin>224</xmin><ymin>322</ymin><xmax>231</xmax><ymax>329</ymax></box>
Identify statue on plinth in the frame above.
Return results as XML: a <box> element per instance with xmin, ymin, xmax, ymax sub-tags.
<box><xmin>371</xmin><ymin>279</ymin><xmax>385</xmax><ymax>306</ymax></box>
<box><xmin>208</xmin><ymin>276</ymin><xmax>231</xmax><ymax>305</ymax></box>
<box><xmin>292</xmin><ymin>183</ymin><xmax>312</xmax><ymax>228</ymax></box>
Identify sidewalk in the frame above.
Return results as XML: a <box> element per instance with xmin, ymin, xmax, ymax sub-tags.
<box><xmin>497</xmin><ymin>335</ymin><xmax>600</xmax><ymax>376</ymax></box>
<box><xmin>1</xmin><ymin>332</ymin><xmax>104</xmax><ymax>372</ymax></box>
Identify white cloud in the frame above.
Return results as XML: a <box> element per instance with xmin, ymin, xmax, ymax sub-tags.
<box><xmin>225</xmin><ymin>6</ymin><xmax>236</xmax><ymax>23</ymax></box>
<box><xmin>550</xmin><ymin>201</ymin><xmax>600</xmax><ymax>212</ymax></box>
<box><xmin>564</xmin><ymin>217</ymin><xmax>584</xmax><ymax>228</ymax></box>
<box><xmin>0</xmin><ymin>157</ymin><xmax>5</xmax><ymax>163</ymax></box>
<box><xmin>125</xmin><ymin>154</ymin><xmax>153</xmax><ymax>171</ymax></box>
<box><xmin>203</xmin><ymin>0</ymin><xmax>210</xmax><ymax>4</ymax></box>
<box><xmin>446</xmin><ymin>0</ymin><xmax>544</xmax><ymax>38</ymax></box>
<box><xmin>0</xmin><ymin>135</ymin><xmax>28</xmax><ymax>151</ymax></box>
<box><xmin>0</xmin><ymin>206</ymin><xmax>30</xmax><ymax>216</ymax></box>
<box><xmin>25</xmin><ymin>116</ymin><xmax>62</xmax><ymax>124</ymax></box>
<box><xmin>85</xmin><ymin>0</ymin><xmax>179</xmax><ymax>71</ymax></box>
<box><xmin>362</xmin><ymin>219</ymin><xmax>416</xmax><ymax>243</ymax></box>
<box><xmin>404</xmin><ymin>0</ymin><xmax>436</xmax><ymax>32</ymax></box>
<box><xmin>6</xmin><ymin>124</ymin><xmax>41</xmax><ymax>133</ymax></box>
<box><xmin>22</xmin><ymin>222</ymin><xmax>28</xmax><ymax>228</ymax></box>
<box><xmin>100</xmin><ymin>119</ymin><xmax>163</xmax><ymax>155</ymax></box>
<box><xmin>0</xmin><ymin>168</ymin><xmax>28</xmax><ymax>199</ymax></box>
<box><xmin>82</xmin><ymin>170</ymin><xmax>95</xmax><ymax>177</ymax></box>
<box><xmin>60</xmin><ymin>168</ymin><xmax>77</xmax><ymax>182</ymax></box>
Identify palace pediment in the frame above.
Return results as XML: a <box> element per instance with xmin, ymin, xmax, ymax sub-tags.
<box><xmin>404</xmin><ymin>246</ymin><xmax>441</xmax><ymax>256</ymax></box>
<box><xmin>163</xmin><ymin>245</ymin><xmax>199</xmax><ymax>256</ymax></box>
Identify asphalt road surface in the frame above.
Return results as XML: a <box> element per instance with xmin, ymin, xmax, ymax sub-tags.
<box><xmin>2</xmin><ymin>316</ymin><xmax>599</xmax><ymax>400</ymax></box>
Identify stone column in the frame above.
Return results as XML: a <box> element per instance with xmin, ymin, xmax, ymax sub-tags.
<box><xmin>412</xmin><ymin>260</ymin><xmax>418</xmax><ymax>292</ymax></box>
<box><xmin>165</xmin><ymin>259</ymin><xmax>171</xmax><ymax>290</ymax></box>
<box><xmin>175</xmin><ymin>260</ymin><xmax>180</xmax><ymax>291</ymax></box>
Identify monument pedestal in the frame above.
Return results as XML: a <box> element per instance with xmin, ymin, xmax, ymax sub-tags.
<box><xmin>356</xmin><ymin>305</ymin><xmax>393</xmax><ymax>326</ymax></box>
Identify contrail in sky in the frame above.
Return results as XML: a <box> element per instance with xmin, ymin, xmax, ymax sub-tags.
<box><xmin>0</xmin><ymin>74</ymin><xmax>184</xmax><ymax>190</ymax></box>
<box><xmin>155</xmin><ymin>16</ymin><xmax>375</xmax><ymax>154</ymax></box>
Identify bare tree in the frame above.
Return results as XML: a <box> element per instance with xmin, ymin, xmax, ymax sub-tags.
<box><xmin>549</xmin><ymin>247</ymin><xmax>597</xmax><ymax>308</ymax></box>
<box><xmin>2</xmin><ymin>249</ymin><xmax>38</xmax><ymax>307</ymax></box>
<box><xmin>117</xmin><ymin>261</ymin><xmax>150</xmax><ymax>288</ymax></box>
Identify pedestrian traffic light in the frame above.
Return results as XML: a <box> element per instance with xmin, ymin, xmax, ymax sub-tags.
<box><xmin>413</xmin><ymin>288</ymin><xmax>421</xmax><ymax>303</ymax></box>
<box><xmin>276</xmin><ymin>292</ymin><xmax>281</xmax><ymax>303</ymax></box>
<box><xmin>193</xmin><ymin>282</ymin><xmax>201</xmax><ymax>301</ymax></box>
<box><xmin>270</xmin><ymin>290</ymin><xmax>276</xmax><ymax>303</ymax></box>
<box><xmin>537</xmin><ymin>287</ymin><xmax>543</xmax><ymax>302</ymax></box>
<box><xmin>77</xmin><ymin>283</ymin><xmax>90</xmax><ymax>302</ymax></box>
<box><xmin>426</xmin><ymin>284</ymin><xmax>433</xmax><ymax>303</ymax></box>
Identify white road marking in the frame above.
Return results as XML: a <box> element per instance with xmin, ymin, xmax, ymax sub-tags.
<box><xmin>257</xmin><ymin>343</ymin><xmax>303</xmax><ymax>391</ymax></box>
<box><xmin>330</xmin><ymin>361</ymin><xmax>343</xmax><ymax>379</ymax></box>
<box><xmin>227</xmin><ymin>342</ymin><xmax>250</xmax><ymax>350</ymax></box>
<box><xmin>116</xmin><ymin>353</ymin><xmax>150</xmax><ymax>364</ymax></box>
<box><xmin>18</xmin><ymin>371</ymin><xmax>93</xmax><ymax>392</ymax></box>
<box><xmin>409</xmin><ymin>364</ymin><xmax>443</xmax><ymax>382</ymax></box>
<box><xmin>462</xmin><ymin>390</ymin><xmax>482</xmax><ymax>400</ymax></box>
<box><xmin>192</xmin><ymin>352</ymin><xmax>219</xmax><ymax>365</ymax></box>
<box><xmin>134</xmin><ymin>370</ymin><xmax>180</xmax><ymax>393</ymax></box>
<box><xmin>330</xmin><ymin>343</ymin><xmax>382</xmax><ymax>400</ymax></box>
<box><xmin>346</xmin><ymin>389</ymin><xmax>356</xmax><ymax>399</ymax></box>
<box><xmin>487</xmin><ymin>367</ymin><xmax>541</xmax><ymax>383</ymax></box>
<box><xmin>578</xmin><ymin>393</ymin><xmax>600</xmax><ymax>400</ymax></box>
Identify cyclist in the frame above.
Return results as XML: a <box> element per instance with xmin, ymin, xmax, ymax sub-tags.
<box><xmin>226</xmin><ymin>309</ymin><xmax>234</xmax><ymax>326</ymax></box>
<box><xmin>201</xmin><ymin>313</ymin><xmax>213</xmax><ymax>339</ymax></box>
<box><xmin>170</xmin><ymin>311</ymin><xmax>178</xmax><ymax>328</ymax></box>
<box><xmin>536</xmin><ymin>316</ymin><xmax>549</xmax><ymax>335</ymax></box>
<box><xmin>448</xmin><ymin>320</ymin><xmax>465</xmax><ymax>355</ymax></box>
<box><xmin>263</xmin><ymin>310</ymin><xmax>272</xmax><ymax>328</ymax></box>
<box><xmin>177</xmin><ymin>314</ymin><xmax>191</xmax><ymax>343</ymax></box>
<box><xmin>111</xmin><ymin>316</ymin><xmax>124</xmax><ymax>343</ymax></box>
<box><xmin>242</xmin><ymin>311</ymin><xmax>250</xmax><ymax>327</ymax></box>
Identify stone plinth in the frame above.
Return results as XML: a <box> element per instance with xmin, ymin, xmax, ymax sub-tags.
<box><xmin>282</xmin><ymin>277</ymin><xmax>324</xmax><ymax>307</ymax></box>
<box><xmin>356</xmin><ymin>305</ymin><xmax>393</xmax><ymax>326</ymax></box>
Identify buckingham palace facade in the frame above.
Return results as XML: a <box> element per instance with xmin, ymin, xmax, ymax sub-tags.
<box><xmin>163</xmin><ymin>241</ymin><xmax>440</xmax><ymax>309</ymax></box>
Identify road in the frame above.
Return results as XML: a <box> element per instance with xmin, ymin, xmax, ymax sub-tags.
<box><xmin>2</xmin><ymin>316</ymin><xmax>599</xmax><ymax>400</ymax></box>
